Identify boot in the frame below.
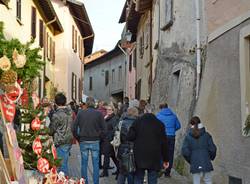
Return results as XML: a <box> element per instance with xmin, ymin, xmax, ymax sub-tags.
<box><xmin>99</xmin><ymin>170</ymin><xmax>108</xmax><ymax>177</ymax></box>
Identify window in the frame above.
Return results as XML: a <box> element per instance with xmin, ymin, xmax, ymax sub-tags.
<box><xmin>139</xmin><ymin>34</ymin><xmax>144</xmax><ymax>58</ymax></box>
<box><xmin>170</xmin><ymin>69</ymin><xmax>180</xmax><ymax>107</ymax></box>
<box><xmin>135</xmin><ymin>79</ymin><xmax>141</xmax><ymax>100</ymax></box>
<box><xmin>105</xmin><ymin>70</ymin><xmax>109</xmax><ymax>86</ymax></box>
<box><xmin>38</xmin><ymin>77</ymin><xmax>42</xmax><ymax>98</ymax></box>
<box><xmin>229</xmin><ymin>176</ymin><xmax>242</xmax><ymax>184</ymax></box>
<box><xmin>133</xmin><ymin>48</ymin><xmax>137</xmax><ymax>68</ymax></box>
<box><xmin>46</xmin><ymin>33</ymin><xmax>50</xmax><ymax>59</ymax></box>
<box><xmin>89</xmin><ymin>77</ymin><xmax>93</xmax><ymax>91</ymax></box>
<box><xmin>118</xmin><ymin>66</ymin><xmax>122</xmax><ymax>81</ymax></box>
<box><xmin>16</xmin><ymin>0</ymin><xmax>21</xmax><ymax>21</ymax></box>
<box><xmin>239</xmin><ymin>25</ymin><xmax>250</xmax><ymax>136</ymax></box>
<box><xmin>161</xmin><ymin>0</ymin><xmax>173</xmax><ymax>30</ymax></box>
<box><xmin>112</xmin><ymin>69</ymin><xmax>115</xmax><ymax>83</ymax></box>
<box><xmin>31</xmin><ymin>6</ymin><xmax>36</xmax><ymax>39</ymax></box>
<box><xmin>129</xmin><ymin>55</ymin><xmax>132</xmax><ymax>72</ymax></box>
<box><xmin>72</xmin><ymin>73</ymin><xmax>77</xmax><ymax>100</ymax></box>
<box><xmin>39</xmin><ymin>20</ymin><xmax>44</xmax><ymax>47</ymax></box>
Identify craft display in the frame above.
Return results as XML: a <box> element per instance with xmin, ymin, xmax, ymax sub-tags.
<box><xmin>37</xmin><ymin>158</ymin><xmax>50</xmax><ymax>174</ymax></box>
<box><xmin>0</xmin><ymin>95</ymin><xmax>16</xmax><ymax>123</ymax></box>
<box><xmin>32</xmin><ymin>137</ymin><xmax>42</xmax><ymax>155</ymax></box>
<box><xmin>31</xmin><ymin>117</ymin><xmax>41</xmax><ymax>131</ymax></box>
<box><xmin>12</xmin><ymin>48</ymin><xmax>26</xmax><ymax>68</ymax></box>
<box><xmin>0</xmin><ymin>55</ymin><xmax>11</xmax><ymax>71</ymax></box>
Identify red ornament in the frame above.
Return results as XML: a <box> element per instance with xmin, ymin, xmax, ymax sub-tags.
<box><xmin>0</xmin><ymin>95</ymin><xmax>16</xmax><ymax>122</ymax></box>
<box><xmin>31</xmin><ymin>117</ymin><xmax>41</xmax><ymax>131</ymax></box>
<box><xmin>32</xmin><ymin>137</ymin><xmax>42</xmax><ymax>155</ymax></box>
<box><xmin>37</xmin><ymin>158</ymin><xmax>50</xmax><ymax>174</ymax></box>
<box><xmin>52</xmin><ymin>144</ymin><xmax>57</xmax><ymax>160</ymax></box>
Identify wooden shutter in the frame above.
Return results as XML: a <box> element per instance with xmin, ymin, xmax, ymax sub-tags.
<box><xmin>71</xmin><ymin>73</ymin><xmax>74</xmax><ymax>100</ymax></box>
<box><xmin>46</xmin><ymin>32</ymin><xmax>49</xmax><ymax>59</ymax></box>
<box><xmin>39</xmin><ymin>20</ymin><xmax>43</xmax><ymax>47</ymax></box>
<box><xmin>16</xmin><ymin>0</ymin><xmax>21</xmax><ymax>20</ymax></box>
<box><xmin>78</xmin><ymin>36</ymin><xmax>80</xmax><ymax>57</ymax></box>
<box><xmin>50</xmin><ymin>37</ymin><xmax>52</xmax><ymax>60</ymax></box>
<box><xmin>52</xmin><ymin>41</ymin><xmax>55</xmax><ymax>64</ymax></box>
<box><xmin>31</xmin><ymin>6</ymin><xmax>36</xmax><ymax>39</ymax></box>
<box><xmin>74</xmin><ymin>30</ymin><xmax>77</xmax><ymax>52</ymax></box>
<box><xmin>72</xmin><ymin>25</ymin><xmax>74</xmax><ymax>50</ymax></box>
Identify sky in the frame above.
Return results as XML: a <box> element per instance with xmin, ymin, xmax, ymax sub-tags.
<box><xmin>82</xmin><ymin>0</ymin><xmax>125</xmax><ymax>52</ymax></box>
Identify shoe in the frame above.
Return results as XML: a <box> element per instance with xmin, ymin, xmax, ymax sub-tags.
<box><xmin>107</xmin><ymin>166</ymin><xmax>114</xmax><ymax>170</ymax></box>
<box><xmin>112</xmin><ymin>171</ymin><xmax>118</xmax><ymax>175</ymax></box>
<box><xmin>164</xmin><ymin>173</ymin><xmax>171</xmax><ymax>178</ymax></box>
<box><xmin>99</xmin><ymin>172</ymin><xmax>108</xmax><ymax>177</ymax></box>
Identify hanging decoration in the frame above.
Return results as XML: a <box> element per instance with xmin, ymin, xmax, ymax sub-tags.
<box><xmin>12</xmin><ymin>48</ymin><xmax>26</xmax><ymax>68</ymax></box>
<box><xmin>0</xmin><ymin>95</ymin><xmax>16</xmax><ymax>123</ymax></box>
<box><xmin>0</xmin><ymin>55</ymin><xmax>11</xmax><ymax>71</ymax></box>
<box><xmin>32</xmin><ymin>137</ymin><xmax>42</xmax><ymax>155</ymax></box>
<box><xmin>37</xmin><ymin>158</ymin><xmax>50</xmax><ymax>174</ymax></box>
<box><xmin>31</xmin><ymin>117</ymin><xmax>41</xmax><ymax>131</ymax></box>
<box><xmin>32</xmin><ymin>93</ymin><xmax>40</xmax><ymax>109</ymax></box>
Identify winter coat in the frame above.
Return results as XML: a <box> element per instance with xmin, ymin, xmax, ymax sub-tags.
<box><xmin>117</xmin><ymin>116</ymin><xmax>137</xmax><ymax>160</ymax></box>
<box><xmin>156</xmin><ymin>108</ymin><xmax>181</xmax><ymax>136</ymax></box>
<box><xmin>181</xmin><ymin>127</ymin><xmax>217</xmax><ymax>174</ymax></box>
<box><xmin>127</xmin><ymin>113</ymin><xmax>169</xmax><ymax>171</ymax></box>
<box><xmin>72</xmin><ymin>108</ymin><xmax>106</xmax><ymax>142</ymax></box>
<box><xmin>49</xmin><ymin>107</ymin><xmax>74</xmax><ymax>147</ymax></box>
<box><xmin>101</xmin><ymin>114</ymin><xmax>119</xmax><ymax>155</ymax></box>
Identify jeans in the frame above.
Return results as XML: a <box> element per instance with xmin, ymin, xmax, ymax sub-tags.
<box><xmin>117</xmin><ymin>173</ymin><xmax>134</xmax><ymax>184</ymax></box>
<box><xmin>192</xmin><ymin>172</ymin><xmax>212</xmax><ymax>184</ymax></box>
<box><xmin>134</xmin><ymin>169</ymin><xmax>158</xmax><ymax>184</ymax></box>
<box><xmin>56</xmin><ymin>144</ymin><xmax>72</xmax><ymax>176</ymax></box>
<box><xmin>80</xmin><ymin>141</ymin><xmax>100</xmax><ymax>184</ymax></box>
<box><xmin>165</xmin><ymin>136</ymin><xmax>175</xmax><ymax>175</ymax></box>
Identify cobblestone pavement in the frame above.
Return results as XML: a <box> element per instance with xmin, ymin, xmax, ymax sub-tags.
<box><xmin>68</xmin><ymin>145</ymin><xmax>191</xmax><ymax>184</ymax></box>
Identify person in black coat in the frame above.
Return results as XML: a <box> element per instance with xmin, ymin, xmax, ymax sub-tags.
<box><xmin>182</xmin><ymin>116</ymin><xmax>217</xmax><ymax>184</ymax></box>
<box><xmin>100</xmin><ymin>105</ymin><xmax>119</xmax><ymax>177</ymax></box>
<box><xmin>127</xmin><ymin>113</ymin><xmax>169</xmax><ymax>184</ymax></box>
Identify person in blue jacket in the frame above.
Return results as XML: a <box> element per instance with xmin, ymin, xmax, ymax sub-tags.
<box><xmin>156</xmin><ymin>103</ymin><xmax>181</xmax><ymax>177</ymax></box>
<box><xmin>182</xmin><ymin>116</ymin><xmax>217</xmax><ymax>184</ymax></box>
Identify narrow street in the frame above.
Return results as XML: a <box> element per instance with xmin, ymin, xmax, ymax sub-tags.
<box><xmin>68</xmin><ymin>145</ymin><xmax>191</xmax><ymax>184</ymax></box>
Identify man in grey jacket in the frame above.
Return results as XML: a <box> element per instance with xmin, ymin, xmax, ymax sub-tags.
<box><xmin>49</xmin><ymin>93</ymin><xmax>74</xmax><ymax>176</ymax></box>
<box><xmin>72</xmin><ymin>97</ymin><xmax>106</xmax><ymax>184</ymax></box>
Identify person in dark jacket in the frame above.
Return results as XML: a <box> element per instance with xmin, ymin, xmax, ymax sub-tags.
<box><xmin>72</xmin><ymin>97</ymin><xmax>106</xmax><ymax>184</ymax></box>
<box><xmin>127</xmin><ymin>113</ymin><xmax>169</xmax><ymax>184</ymax></box>
<box><xmin>182</xmin><ymin>116</ymin><xmax>217</xmax><ymax>184</ymax></box>
<box><xmin>100</xmin><ymin>105</ymin><xmax>119</xmax><ymax>177</ymax></box>
<box><xmin>49</xmin><ymin>93</ymin><xmax>74</xmax><ymax>176</ymax></box>
<box><xmin>117</xmin><ymin>107</ymin><xmax>139</xmax><ymax>184</ymax></box>
<box><xmin>156</xmin><ymin>103</ymin><xmax>181</xmax><ymax>177</ymax></box>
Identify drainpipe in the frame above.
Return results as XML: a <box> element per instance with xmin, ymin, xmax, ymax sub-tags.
<box><xmin>195</xmin><ymin>0</ymin><xmax>201</xmax><ymax>99</ymax></box>
<box><xmin>46</xmin><ymin>17</ymin><xmax>57</xmax><ymax>26</ymax></box>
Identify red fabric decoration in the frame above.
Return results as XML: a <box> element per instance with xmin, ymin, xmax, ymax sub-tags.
<box><xmin>52</xmin><ymin>144</ymin><xmax>57</xmax><ymax>160</ymax></box>
<box><xmin>31</xmin><ymin>117</ymin><xmax>41</xmax><ymax>131</ymax></box>
<box><xmin>32</xmin><ymin>137</ymin><xmax>42</xmax><ymax>155</ymax></box>
<box><xmin>37</xmin><ymin>158</ymin><xmax>50</xmax><ymax>174</ymax></box>
<box><xmin>20</xmin><ymin>88</ymin><xmax>29</xmax><ymax>107</ymax></box>
<box><xmin>0</xmin><ymin>95</ymin><xmax>16</xmax><ymax>122</ymax></box>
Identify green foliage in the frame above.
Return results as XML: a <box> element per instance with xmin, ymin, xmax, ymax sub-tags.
<box><xmin>0</xmin><ymin>21</ymin><xmax>44</xmax><ymax>84</ymax></box>
<box><xmin>174</xmin><ymin>156</ymin><xmax>186</xmax><ymax>176</ymax></box>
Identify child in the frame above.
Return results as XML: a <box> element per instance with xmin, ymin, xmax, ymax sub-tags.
<box><xmin>182</xmin><ymin>116</ymin><xmax>217</xmax><ymax>184</ymax></box>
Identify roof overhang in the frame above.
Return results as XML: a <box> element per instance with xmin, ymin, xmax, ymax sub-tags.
<box><xmin>0</xmin><ymin>0</ymin><xmax>9</xmax><ymax>7</ymax></box>
<box><xmin>33</xmin><ymin>0</ymin><xmax>63</xmax><ymax>35</ymax></box>
<box><xmin>135</xmin><ymin>0</ymin><xmax>152</xmax><ymax>12</ymax></box>
<box><xmin>66</xmin><ymin>0</ymin><xmax>94</xmax><ymax>56</ymax></box>
<box><xmin>119</xmin><ymin>1</ymin><xmax>141</xmax><ymax>42</ymax></box>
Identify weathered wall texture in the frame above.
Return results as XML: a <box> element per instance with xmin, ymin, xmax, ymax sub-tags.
<box><xmin>206</xmin><ymin>0</ymin><xmax>250</xmax><ymax>33</ymax></box>
<box><xmin>195</xmin><ymin>19</ymin><xmax>250</xmax><ymax>183</ymax></box>
<box><xmin>151</xmin><ymin>0</ymin><xmax>199</xmax><ymax>155</ymax></box>
<box><xmin>84</xmin><ymin>52</ymin><xmax>126</xmax><ymax>102</ymax></box>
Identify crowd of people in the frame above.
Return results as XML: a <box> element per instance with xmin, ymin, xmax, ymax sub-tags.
<box><xmin>47</xmin><ymin>93</ymin><xmax>217</xmax><ymax>184</ymax></box>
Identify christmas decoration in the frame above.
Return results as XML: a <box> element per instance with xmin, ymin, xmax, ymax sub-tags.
<box><xmin>0</xmin><ymin>95</ymin><xmax>16</xmax><ymax>122</ymax></box>
<box><xmin>31</xmin><ymin>117</ymin><xmax>41</xmax><ymax>131</ymax></box>
<box><xmin>0</xmin><ymin>69</ymin><xmax>17</xmax><ymax>85</ymax></box>
<box><xmin>37</xmin><ymin>158</ymin><xmax>50</xmax><ymax>174</ymax></box>
<box><xmin>32</xmin><ymin>93</ymin><xmax>40</xmax><ymax>109</ymax></box>
<box><xmin>32</xmin><ymin>137</ymin><xmax>42</xmax><ymax>155</ymax></box>
<box><xmin>4</xmin><ymin>82</ymin><xmax>22</xmax><ymax>103</ymax></box>
<box><xmin>20</xmin><ymin>88</ymin><xmax>29</xmax><ymax>107</ymax></box>
<box><xmin>0</xmin><ymin>55</ymin><xmax>11</xmax><ymax>71</ymax></box>
<box><xmin>12</xmin><ymin>49</ymin><xmax>26</xmax><ymax>68</ymax></box>
<box><xmin>51</xmin><ymin>144</ymin><xmax>57</xmax><ymax>160</ymax></box>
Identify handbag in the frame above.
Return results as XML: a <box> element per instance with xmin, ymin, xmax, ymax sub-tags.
<box><xmin>121</xmin><ymin>147</ymin><xmax>136</xmax><ymax>173</ymax></box>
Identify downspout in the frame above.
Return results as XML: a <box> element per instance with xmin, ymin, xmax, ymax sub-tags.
<box><xmin>195</xmin><ymin>0</ymin><xmax>201</xmax><ymax>99</ymax></box>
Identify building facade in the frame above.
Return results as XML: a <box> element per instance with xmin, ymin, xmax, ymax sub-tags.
<box><xmin>52</xmin><ymin>0</ymin><xmax>94</xmax><ymax>103</ymax></box>
<box><xmin>195</xmin><ymin>0</ymin><xmax>250</xmax><ymax>183</ymax></box>
<box><xmin>84</xmin><ymin>45</ymin><xmax>126</xmax><ymax>103</ymax></box>
<box><xmin>0</xmin><ymin>0</ymin><xmax>63</xmax><ymax>99</ymax></box>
